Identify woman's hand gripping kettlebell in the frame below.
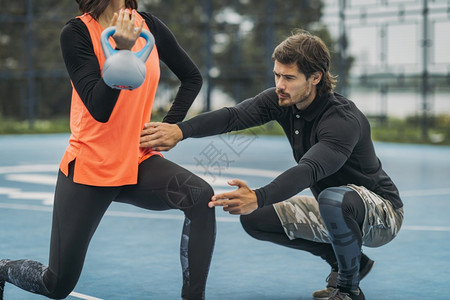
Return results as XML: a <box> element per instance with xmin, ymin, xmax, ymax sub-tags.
<box><xmin>109</xmin><ymin>9</ymin><xmax>144</xmax><ymax>50</ymax></box>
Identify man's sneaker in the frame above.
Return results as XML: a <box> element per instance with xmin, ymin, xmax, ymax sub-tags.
<box><xmin>312</xmin><ymin>257</ymin><xmax>374</xmax><ymax>300</ymax></box>
<box><xmin>328</xmin><ymin>287</ymin><xmax>365</xmax><ymax>300</ymax></box>
<box><xmin>312</xmin><ymin>271</ymin><xmax>337</xmax><ymax>300</ymax></box>
<box><xmin>359</xmin><ymin>255</ymin><xmax>375</xmax><ymax>281</ymax></box>
<box><xmin>0</xmin><ymin>280</ymin><xmax>4</xmax><ymax>300</ymax></box>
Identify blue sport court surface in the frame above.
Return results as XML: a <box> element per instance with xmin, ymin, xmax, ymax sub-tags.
<box><xmin>1</xmin><ymin>133</ymin><xmax>449</xmax><ymax>299</ymax></box>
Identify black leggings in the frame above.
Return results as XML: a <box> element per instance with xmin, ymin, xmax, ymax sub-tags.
<box><xmin>240</xmin><ymin>190</ymin><xmax>365</xmax><ymax>274</ymax></box>
<box><xmin>0</xmin><ymin>156</ymin><xmax>215</xmax><ymax>300</ymax></box>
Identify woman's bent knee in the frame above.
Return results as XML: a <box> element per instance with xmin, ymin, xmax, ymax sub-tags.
<box><xmin>45</xmin><ymin>281</ymin><xmax>75</xmax><ymax>299</ymax></box>
<box><xmin>44</xmin><ymin>268</ymin><xmax>79</xmax><ymax>300</ymax></box>
<box><xmin>167</xmin><ymin>172</ymin><xmax>213</xmax><ymax>209</ymax></box>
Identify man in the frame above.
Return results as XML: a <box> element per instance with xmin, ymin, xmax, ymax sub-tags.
<box><xmin>140</xmin><ymin>30</ymin><xmax>404</xmax><ymax>300</ymax></box>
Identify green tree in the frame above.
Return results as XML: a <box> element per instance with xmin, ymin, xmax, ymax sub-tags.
<box><xmin>0</xmin><ymin>0</ymin><xmax>78</xmax><ymax>121</ymax></box>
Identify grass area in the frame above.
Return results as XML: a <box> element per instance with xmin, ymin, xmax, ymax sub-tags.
<box><xmin>370</xmin><ymin>115</ymin><xmax>450</xmax><ymax>145</ymax></box>
<box><xmin>0</xmin><ymin>117</ymin><xmax>70</xmax><ymax>135</ymax></box>
<box><xmin>1</xmin><ymin>114</ymin><xmax>449</xmax><ymax>145</ymax></box>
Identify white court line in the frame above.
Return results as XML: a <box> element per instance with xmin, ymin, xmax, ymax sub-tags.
<box><xmin>1</xmin><ymin>202</ymin><xmax>449</xmax><ymax>231</ymax></box>
<box><xmin>69</xmin><ymin>291</ymin><xmax>104</xmax><ymax>300</ymax></box>
<box><xmin>0</xmin><ymin>187</ymin><xmax>54</xmax><ymax>205</ymax></box>
<box><xmin>184</xmin><ymin>164</ymin><xmax>282</xmax><ymax>178</ymax></box>
<box><xmin>5</xmin><ymin>174</ymin><xmax>57</xmax><ymax>186</ymax></box>
<box><xmin>401</xmin><ymin>225</ymin><xmax>450</xmax><ymax>232</ymax></box>
<box><xmin>0</xmin><ymin>203</ymin><xmax>52</xmax><ymax>212</ymax></box>
<box><xmin>0</xmin><ymin>164</ymin><xmax>58</xmax><ymax>174</ymax></box>
<box><xmin>106</xmin><ymin>209</ymin><xmax>239</xmax><ymax>223</ymax></box>
<box><xmin>401</xmin><ymin>187</ymin><xmax>450</xmax><ymax>197</ymax></box>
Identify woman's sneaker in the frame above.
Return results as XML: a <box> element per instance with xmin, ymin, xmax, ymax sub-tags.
<box><xmin>312</xmin><ymin>257</ymin><xmax>374</xmax><ymax>300</ymax></box>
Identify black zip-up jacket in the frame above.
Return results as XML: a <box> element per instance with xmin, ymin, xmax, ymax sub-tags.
<box><xmin>178</xmin><ymin>87</ymin><xmax>403</xmax><ymax>210</ymax></box>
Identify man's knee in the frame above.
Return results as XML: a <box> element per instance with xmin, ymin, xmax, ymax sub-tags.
<box><xmin>318</xmin><ymin>188</ymin><xmax>352</xmax><ymax>229</ymax></box>
<box><xmin>318</xmin><ymin>187</ymin><xmax>346</xmax><ymax>208</ymax></box>
<box><xmin>240</xmin><ymin>207</ymin><xmax>289</xmax><ymax>243</ymax></box>
<box><xmin>318</xmin><ymin>187</ymin><xmax>363</xmax><ymax>221</ymax></box>
<box><xmin>240</xmin><ymin>214</ymin><xmax>259</xmax><ymax>239</ymax></box>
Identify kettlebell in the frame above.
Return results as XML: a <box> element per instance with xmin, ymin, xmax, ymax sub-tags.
<box><xmin>100</xmin><ymin>26</ymin><xmax>155</xmax><ymax>90</ymax></box>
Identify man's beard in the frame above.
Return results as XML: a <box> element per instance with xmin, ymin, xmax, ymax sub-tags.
<box><xmin>276</xmin><ymin>89</ymin><xmax>291</xmax><ymax>107</ymax></box>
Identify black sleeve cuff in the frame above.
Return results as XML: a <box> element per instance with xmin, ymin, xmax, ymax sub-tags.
<box><xmin>254</xmin><ymin>188</ymin><xmax>265</xmax><ymax>208</ymax></box>
<box><xmin>176</xmin><ymin>122</ymin><xmax>192</xmax><ymax>140</ymax></box>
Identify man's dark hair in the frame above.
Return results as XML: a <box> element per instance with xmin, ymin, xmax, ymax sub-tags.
<box><xmin>272</xmin><ymin>30</ymin><xmax>337</xmax><ymax>97</ymax></box>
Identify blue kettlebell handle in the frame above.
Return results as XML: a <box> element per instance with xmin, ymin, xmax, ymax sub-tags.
<box><xmin>100</xmin><ymin>26</ymin><xmax>155</xmax><ymax>62</ymax></box>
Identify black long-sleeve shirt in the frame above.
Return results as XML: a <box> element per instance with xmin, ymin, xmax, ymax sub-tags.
<box><xmin>178</xmin><ymin>88</ymin><xmax>403</xmax><ymax>210</ymax></box>
<box><xmin>60</xmin><ymin>12</ymin><xmax>202</xmax><ymax>123</ymax></box>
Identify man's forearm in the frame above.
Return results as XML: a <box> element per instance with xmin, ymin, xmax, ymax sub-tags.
<box><xmin>178</xmin><ymin>89</ymin><xmax>279</xmax><ymax>139</ymax></box>
<box><xmin>177</xmin><ymin>107</ymin><xmax>234</xmax><ymax>139</ymax></box>
<box><xmin>254</xmin><ymin>163</ymin><xmax>314</xmax><ymax>208</ymax></box>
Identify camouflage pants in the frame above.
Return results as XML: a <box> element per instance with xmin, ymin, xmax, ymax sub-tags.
<box><xmin>273</xmin><ymin>184</ymin><xmax>404</xmax><ymax>248</ymax></box>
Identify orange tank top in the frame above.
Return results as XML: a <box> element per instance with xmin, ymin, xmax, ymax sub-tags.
<box><xmin>59</xmin><ymin>13</ymin><xmax>162</xmax><ymax>186</ymax></box>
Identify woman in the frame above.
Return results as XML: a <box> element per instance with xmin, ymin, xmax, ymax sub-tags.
<box><xmin>0</xmin><ymin>1</ymin><xmax>215</xmax><ymax>299</ymax></box>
